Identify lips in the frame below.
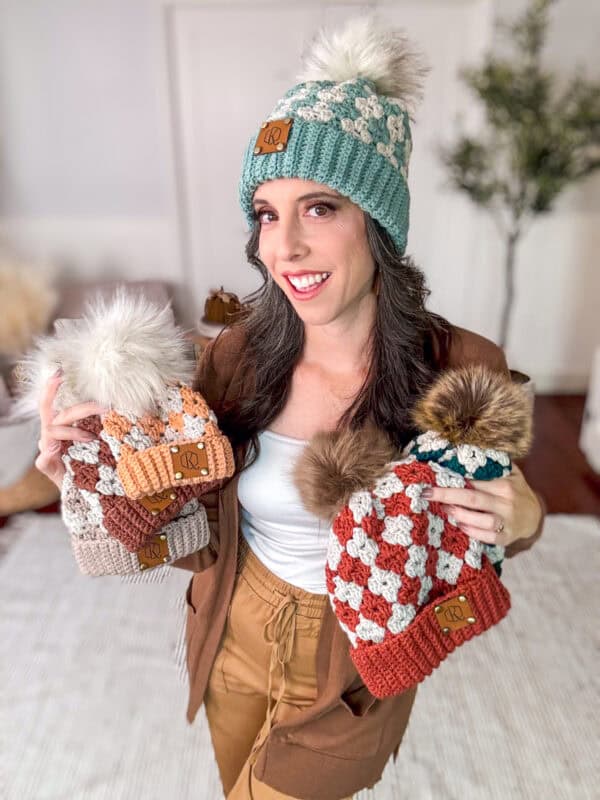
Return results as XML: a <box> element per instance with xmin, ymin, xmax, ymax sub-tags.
<box><xmin>284</xmin><ymin>272</ymin><xmax>332</xmax><ymax>301</ymax></box>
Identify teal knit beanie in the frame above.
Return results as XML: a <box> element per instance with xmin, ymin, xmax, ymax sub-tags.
<box><xmin>239</xmin><ymin>17</ymin><xmax>428</xmax><ymax>254</ymax></box>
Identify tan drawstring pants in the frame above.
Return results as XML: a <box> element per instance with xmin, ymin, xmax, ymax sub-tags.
<box><xmin>204</xmin><ymin>535</ymin><xmax>354</xmax><ymax>800</ymax></box>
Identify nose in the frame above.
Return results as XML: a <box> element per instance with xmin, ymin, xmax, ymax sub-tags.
<box><xmin>274</xmin><ymin>214</ymin><xmax>309</xmax><ymax>263</ymax></box>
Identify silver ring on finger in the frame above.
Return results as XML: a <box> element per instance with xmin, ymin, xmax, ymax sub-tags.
<box><xmin>494</xmin><ymin>517</ymin><xmax>505</xmax><ymax>535</ymax></box>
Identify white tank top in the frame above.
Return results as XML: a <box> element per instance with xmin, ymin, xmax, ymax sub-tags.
<box><xmin>238</xmin><ymin>429</ymin><xmax>329</xmax><ymax>594</ymax></box>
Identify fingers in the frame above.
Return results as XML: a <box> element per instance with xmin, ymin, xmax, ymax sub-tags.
<box><xmin>456</xmin><ymin>525</ymin><xmax>507</xmax><ymax>546</ymax></box>
<box><xmin>39</xmin><ymin>425</ymin><xmax>96</xmax><ymax>447</ymax></box>
<box><xmin>426</xmin><ymin>486</ymin><xmax>492</xmax><ymax>510</ymax></box>
<box><xmin>427</xmin><ymin>478</ymin><xmax>513</xmax><ymax>507</ymax></box>
<box><xmin>438</xmin><ymin>503</ymin><xmax>509</xmax><ymax>545</ymax></box>
<box><xmin>441</xmin><ymin>504</ymin><xmax>500</xmax><ymax>530</ymax></box>
<box><xmin>35</xmin><ymin>448</ymin><xmax>59</xmax><ymax>471</ymax></box>
<box><xmin>35</xmin><ymin>372</ymin><xmax>101</xmax><ymax>490</ymax></box>
<box><xmin>36</xmin><ymin>422</ymin><xmax>94</xmax><ymax>489</ymax></box>
<box><xmin>52</xmin><ymin>402</ymin><xmax>107</xmax><ymax>427</ymax></box>
<box><xmin>39</xmin><ymin>371</ymin><xmax>63</xmax><ymax>426</ymax></box>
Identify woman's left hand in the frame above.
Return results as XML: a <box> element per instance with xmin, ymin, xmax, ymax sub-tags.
<box><xmin>423</xmin><ymin>463</ymin><xmax>543</xmax><ymax>547</ymax></box>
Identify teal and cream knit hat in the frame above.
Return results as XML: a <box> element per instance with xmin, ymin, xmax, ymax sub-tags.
<box><xmin>239</xmin><ymin>17</ymin><xmax>429</xmax><ymax>254</ymax></box>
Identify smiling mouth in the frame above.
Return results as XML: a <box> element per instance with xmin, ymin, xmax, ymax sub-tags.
<box><xmin>285</xmin><ymin>272</ymin><xmax>332</xmax><ymax>292</ymax></box>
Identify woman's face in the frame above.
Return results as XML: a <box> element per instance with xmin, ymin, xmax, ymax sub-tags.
<box><xmin>252</xmin><ymin>178</ymin><xmax>376</xmax><ymax>328</ymax></box>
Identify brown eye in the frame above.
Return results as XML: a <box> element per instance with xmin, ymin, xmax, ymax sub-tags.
<box><xmin>308</xmin><ymin>203</ymin><xmax>334</xmax><ymax>218</ymax></box>
<box><xmin>255</xmin><ymin>208</ymin><xmax>276</xmax><ymax>224</ymax></box>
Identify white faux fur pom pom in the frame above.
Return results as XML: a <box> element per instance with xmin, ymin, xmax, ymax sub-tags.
<box><xmin>297</xmin><ymin>16</ymin><xmax>429</xmax><ymax>113</ymax></box>
<box><xmin>13</xmin><ymin>290</ymin><xmax>194</xmax><ymax>418</ymax></box>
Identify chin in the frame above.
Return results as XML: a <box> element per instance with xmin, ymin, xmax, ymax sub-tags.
<box><xmin>293</xmin><ymin>305</ymin><xmax>339</xmax><ymax>327</ymax></box>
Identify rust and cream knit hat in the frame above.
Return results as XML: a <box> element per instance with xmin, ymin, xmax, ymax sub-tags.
<box><xmin>294</xmin><ymin>364</ymin><xmax>533</xmax><ymax>698</ymax></box>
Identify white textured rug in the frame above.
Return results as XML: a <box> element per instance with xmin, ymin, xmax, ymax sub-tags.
<box><xmin>1</xmin><ymin>514</ymin><xmax>598</xmax><ymax>800</ymax></box>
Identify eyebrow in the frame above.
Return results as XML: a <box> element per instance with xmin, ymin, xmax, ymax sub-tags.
<box><xmin>252</xmin><ymin>191</ymin><xmax>343</xmax><ymax>207</ymax></box>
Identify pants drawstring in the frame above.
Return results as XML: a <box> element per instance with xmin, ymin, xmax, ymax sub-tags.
<box><xmin>264</xmin><ymin>593</ymin><xmax>297</xmax><ymax>733</ymax></box>
<box><xmin>247</xmin><ymin>593</ymin><xmax>298</xmax><ymax>775</ymax></box>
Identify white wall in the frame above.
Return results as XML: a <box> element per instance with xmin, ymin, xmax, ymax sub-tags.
<box><xmin>0</xmin><ymin>0</ymin><xmax>598</xmax><ymax>391</ymax></box>
<box><xmin>0</xmin><ymin>0</ymin><xmax>185</xmax><ymax>309</ymax></box>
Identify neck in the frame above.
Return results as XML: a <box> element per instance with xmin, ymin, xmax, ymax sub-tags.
<box><xmin>301</xmin><ymin>292</ymin><xmax>376</xmax><ymax>374</ymax></box>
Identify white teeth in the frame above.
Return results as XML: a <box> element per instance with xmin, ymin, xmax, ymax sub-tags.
<box><xmin>287</xmin><ymin>272</ymin><xmax>331</xmax><ymax>292</ymax></box>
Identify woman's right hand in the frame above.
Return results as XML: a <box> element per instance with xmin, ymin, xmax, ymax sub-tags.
<box><xmin>35</xmin><ymin>371</ymin><xmax>107</xmax><ymax>489</ymax></box>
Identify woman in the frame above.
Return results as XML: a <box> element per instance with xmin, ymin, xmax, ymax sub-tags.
<box><xmin>36</xmin><ymin>17</ymin><xmax>545</xmax><ymax>800</ymax></box>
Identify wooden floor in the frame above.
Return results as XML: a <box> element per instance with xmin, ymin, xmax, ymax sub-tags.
<box><xmin>518</xmin><ymin>395</ymin><xmax>600</xmax><ymax>515</ymax></box>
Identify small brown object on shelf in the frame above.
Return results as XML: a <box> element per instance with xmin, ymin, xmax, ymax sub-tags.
<box><xmin>203</xmin><ymin>287</ymin><xmax>242</xmax><ymax>325</ymax></box>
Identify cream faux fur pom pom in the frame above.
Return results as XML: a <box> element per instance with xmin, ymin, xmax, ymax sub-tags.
<box><xmin>14</xmin><ymin>289</ymin><xmax>194</xmax><ymax>418</ymax></box>
<box><xmin>297</xmin><ymin>16</ymin><xmax>429</xmax><ymax>114</ymax></box>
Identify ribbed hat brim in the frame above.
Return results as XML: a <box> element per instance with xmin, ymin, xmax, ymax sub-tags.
<box><xmin>117</xmin><ymin>435</ymin><xmax>235</xmax><ymax>499</ymax></box>
<box><xmin>350</xmin><ymin>560</ymin><xmax>511</xmax><ymax>698</ymax></box>
<box><xmin>70</xmin><ymin>506</ymin><xmax>210</xmax><ymax>576</ymax></box>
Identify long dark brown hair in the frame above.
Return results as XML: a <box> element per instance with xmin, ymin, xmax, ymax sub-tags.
<box><xmin>217</xmin><ymin>214</ymin><xmax>453</xmax><ymax>469</ymax></box>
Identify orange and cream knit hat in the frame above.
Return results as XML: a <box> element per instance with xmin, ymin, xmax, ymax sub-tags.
<box><xmin>294</xmin><ymin>364</ymin><xmax>533</xmax><ymax>698</ymax></box>
<box><xmin>107</xmin><ymin>384</ymin><xmax>234</xmax><ymax>499</ymax></box>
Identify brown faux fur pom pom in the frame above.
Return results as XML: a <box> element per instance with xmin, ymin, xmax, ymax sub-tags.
<box><xmin>411</xmin><ymin>364</ymin><xmax>533</xmax><ymax>458</ymax></box>
<box><xmin>293</xmin><ymin>423</ymin><xmax>396</xmax><ymax>521</ymax></box>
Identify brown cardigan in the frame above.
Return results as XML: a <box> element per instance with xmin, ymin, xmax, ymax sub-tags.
<box><xmin>174</xmin><ymin>323</ymin><xmax>546</xmax><ymax>800</ymax></box>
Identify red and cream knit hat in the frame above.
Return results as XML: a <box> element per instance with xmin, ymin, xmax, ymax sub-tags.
<box><xmin>294</xmin><ymin>364</ymin><xmax>533</xmax><ymax>698</ymax></box>
<box><xmin>15</xmin><ymin>290</ymin><xmax>235</xmax><ymax>575</ymax></box>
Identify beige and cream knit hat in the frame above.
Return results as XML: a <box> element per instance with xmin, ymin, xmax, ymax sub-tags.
<box><xmin>61</xmin><ymin>468</ymin><xmax>210</xmax><ymax>576</ymax></box>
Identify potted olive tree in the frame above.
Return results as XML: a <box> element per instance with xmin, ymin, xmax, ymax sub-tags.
<box><xmin>440</xmin><ymin>0</ymin><xmax>600</xmax><ymax>393</ymax></box>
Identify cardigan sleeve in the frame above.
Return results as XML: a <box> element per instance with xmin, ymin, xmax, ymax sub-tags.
<box><xmin>447</xmin><ymin>325</ymin><xmax>546</xmax><ymax>557</ymax></box>
<box><xmin>170</xmin><ymin>327</ymin><xmax>244</xmax><ymax>573</ymax></box>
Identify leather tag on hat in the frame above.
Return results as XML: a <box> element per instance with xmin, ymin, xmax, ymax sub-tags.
<box><xmin>138</xmin><ymin>490</ymin><xmax>176</xmax><ymax>515</ymax></box>
<box><xmin>254</xmin><ymin>119</ymin><xmax>293</xmax><ymax>155</ymax></box>
<box><xmin>434</xmin><ymin>594</ymin><xmax>476</xmax><ymax>632</ymax></box>
<box><xmin>137</xmin><ymin>534</ymin><xmax>169</xmax><ymax>570</ymax></box>
<box><xmin>169</xmin><ymin>442</ymin><xmax>209</xmax><ymax>479</ymax></box>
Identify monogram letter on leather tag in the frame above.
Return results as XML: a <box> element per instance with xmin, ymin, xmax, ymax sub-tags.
<box><xmin>138</xmin><ymin>490</ymin><xmax>176</xmax><ymax>514</ymax></box>
<box><xmin>169</xmin><ymin>442</ymin><xmax>209</xmax><ymax>479</ymax></box>
<box><xmin>253</xmin><ymin>119</ymin><xmax>293</xmax><ymax>155</ymax></box>
<box><xmin>434</xmin><ymin>594</ymin><xmax>476</xmax><ymax>632</ymax></box>
<box><xmin>137</xmin><ymin>534</ymin><xmax>170</xmax><ymax>570</ymax></box>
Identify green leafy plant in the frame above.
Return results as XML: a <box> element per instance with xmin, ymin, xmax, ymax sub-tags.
<box><xmin>440</xmin><ymin>0</ymin><xmax>600</xmax><ymax>348</ymax></box>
